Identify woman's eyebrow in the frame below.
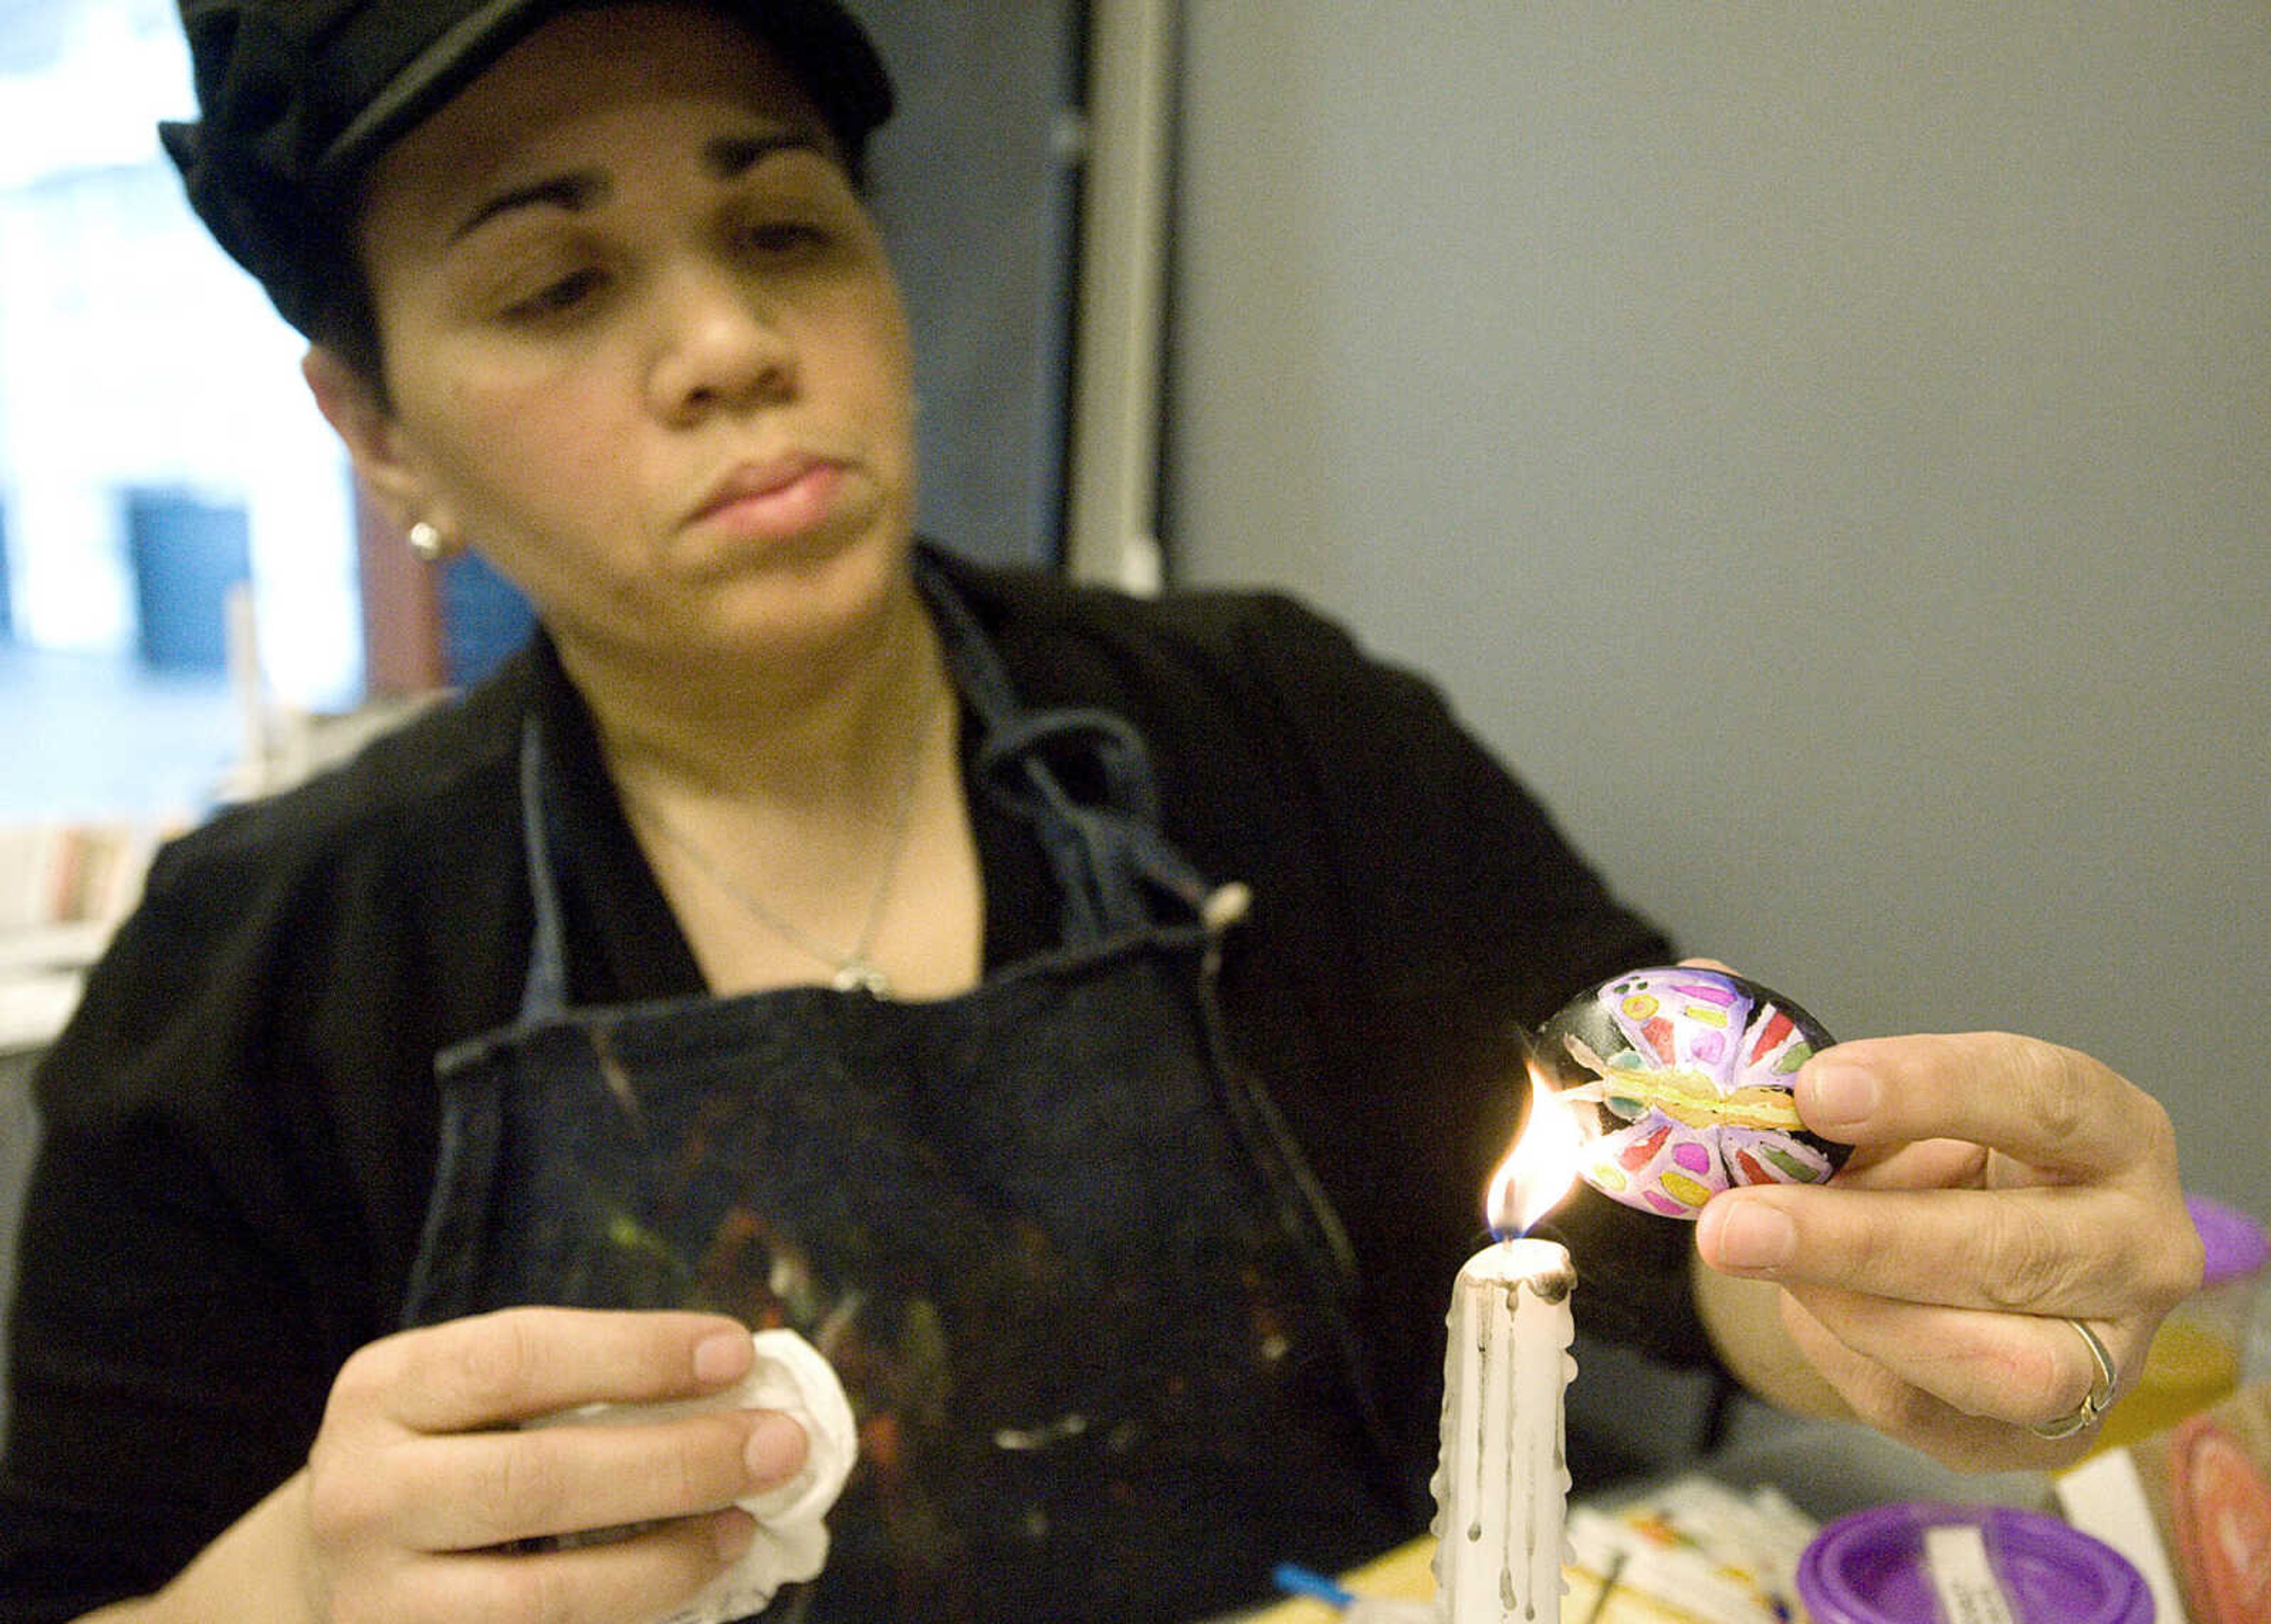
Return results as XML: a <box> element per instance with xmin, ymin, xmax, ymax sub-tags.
<box><xmin>452</xmin><ymin>172</ymin><xmax>610</xmax><ymax>241</ymax></box>
<box><xmin>702</xmin><ymin>130</ymin><xmax>828</xmax><ymax>179</ymax></box>
<box><xmin>446</xmin><ymin>132</ymin><xmax>824</xmax><ymax>242</ymax></box>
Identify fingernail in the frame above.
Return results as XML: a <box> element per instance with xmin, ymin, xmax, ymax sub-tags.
<box><xmin>1804</xmin><ymin>1060</ymin><xmax>1879</xmax><ymax>1131</ymax></box>
<box><xmin>745</xmin><ymin>1411</ymin><xmax>808</xmax><ymax>1484</ymax></box>
<box><xmin>1710</xmin><ymin>1202</ymin><xmax>1797</xmax><ymax>1272</ymax></box>
<box><xmin>714</xmin><ymin>1508</ymin><xmax>756</xmax><ymax>1561</ymax></box>
<box><xmin>693</xmin><ymin>1330</ymin><xmax>751</xmax><ymax>1386</ymax></box>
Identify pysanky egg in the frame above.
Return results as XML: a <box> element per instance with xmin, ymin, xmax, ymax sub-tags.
<box><xmin>1535</xmin><ymin>966</ymin><xmax>1849</xmax><ymax>1219</ymax></box>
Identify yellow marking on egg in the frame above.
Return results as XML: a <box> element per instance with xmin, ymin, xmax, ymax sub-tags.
<box><xmin>1559</xmin><ymin>1036</ymin><xmax>1805</xmax><ymax>1132</ymax></box>
<box><xmin>1658</xmin><ymin>1171</ymin><xmax>1714</xmax><ymax>1208</ymax></box>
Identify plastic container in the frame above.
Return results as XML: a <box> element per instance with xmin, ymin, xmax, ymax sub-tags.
<box><xmin>1796</xmin><ymin>1503</ymin><xmax>2152</xmax><ymax>1624</ymax></box>
<box><xmin>2092</xmin><ymin>1195</ymin><xmax>2270</xmax><ymax>1455</ymax></box>
<box><xmin>2191</xmin><ymin>1196</ymin><xmax>2271</xmax><ymax>1385</ymax></box>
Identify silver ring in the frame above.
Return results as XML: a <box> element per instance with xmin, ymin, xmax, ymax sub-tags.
<box><xmin>2029</xmin><ymin>1318</ymin><xmax>2118</xmax><ymax>1441</ymax></box>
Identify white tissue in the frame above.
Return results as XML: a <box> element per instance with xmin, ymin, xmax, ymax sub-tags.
<box><xmin>529</xmin><ymin>1328</ymin><xmax>858</xmax><ymax>1623</ymax></box>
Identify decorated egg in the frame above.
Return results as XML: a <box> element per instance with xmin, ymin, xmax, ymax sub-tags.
<box><xmin>1535</xmin><ymin>966</ymin><xmax>1850</xmax><ymax>1219</ymax></box>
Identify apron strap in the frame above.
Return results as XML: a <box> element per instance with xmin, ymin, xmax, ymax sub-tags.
<box><xmin>975</xmin><ymin>707</ymin><xmax>1214</xmax><ymax>940</ymax></box>
<box><xmin>917</xmin><ymin>549</ymin><xmax>1218</xmax><ymax>943</ymax></box>
<box><xmin>516</xmin><ymin>718</ymin><xmax>572</xmax><ymax>1024</ymax></box>
<box><xmin>509</xmin><ymin>550</ymin><xmax>1235</xmax><ymax>1021</ymax></box>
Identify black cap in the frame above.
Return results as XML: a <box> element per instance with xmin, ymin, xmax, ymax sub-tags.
<box><xmin>160</xmin><ymin>0</ymin><xmax>895</xmax><ymax>335</ymax></box>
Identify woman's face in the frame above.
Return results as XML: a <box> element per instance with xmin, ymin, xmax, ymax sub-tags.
<box><xmin>312</xmin><ymin>3</ymin><xmax>918</xmax><ymax>675</ymax></box>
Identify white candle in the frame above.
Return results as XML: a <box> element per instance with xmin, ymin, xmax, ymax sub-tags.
<box><xmin>1431</xmin><ymin>1240</ymin><xmax>1575</xmax><ymax>1622</ymax></box>
<box><xmin>1431</xmin><ymin>1073</ymin><xmax>1585</xmax><ymax>1623</ymax></box>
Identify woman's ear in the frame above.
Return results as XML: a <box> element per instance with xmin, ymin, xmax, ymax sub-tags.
<box><xmin>302</xmin><ymin>345</ymin><xmax>430</xmax><ymax>532</ymax></box>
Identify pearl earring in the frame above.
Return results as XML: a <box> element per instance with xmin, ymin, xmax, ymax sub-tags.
<box><xmin>406</xmin><ymin>522</ymin><xmax>445</xmax><ymax>561</ymax></box>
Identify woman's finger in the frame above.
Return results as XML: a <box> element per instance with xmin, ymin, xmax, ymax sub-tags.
<box><xmin>370</xmin><ymin>1507</ymin><xmax>758</xmax><ymax>1624</ymax></box>
<box><xmin>1793</xmin><ymin>1033</ymin><xmax>2175</xmax><ymax>1185</ymax></box>
<box><xmin>367</xmin><ymin>1409</ymin><xmax>802</xmax><ymax>1552</ymax></box>
<box><xmin>1771</xmin><ymin>1299</ymin><xmax>2089</xmax><ymax>1471</ymax></box>
<box><xmin>1697</xmin><ymin>1178</ymin><xmax>2184</xmax><ymax>1320</ymax></box>
<box><xmin>336</xmin><ymin>1308</ymin><xmax>756</xmax><ymax>1436</ymax></box>
<box><xmin>1775</xmin><ymin>1290</ymin><xmax>2131</xmax><ymax>1470</ymax></box>
<box><xmin>1783</xmin><ymin>1280</ymin><xmax>2126</xmax><ymax>1429</ymax></box>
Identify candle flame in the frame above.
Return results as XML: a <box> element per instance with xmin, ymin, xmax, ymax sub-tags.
<box><xmin>1487</xmin><ymin>1066</ymin><xmax>1586</xmax><ymax>1237</ymax></box>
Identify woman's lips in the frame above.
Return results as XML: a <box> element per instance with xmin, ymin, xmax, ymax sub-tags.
<box><xmin>690</xmin><ymin>458</ymin><xmax>847</xmax><ymax>543</ymax></box>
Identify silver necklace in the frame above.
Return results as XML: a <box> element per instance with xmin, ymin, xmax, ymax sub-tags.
<box><xmin>629</xmin><ymin>694</ymin><xmax>940</xmax><ymax>998</ymax></box>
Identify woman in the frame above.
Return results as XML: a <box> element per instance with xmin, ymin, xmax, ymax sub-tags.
<box><xmin>0</xmin><ymin>2</ymin><xmax>2199</xmax><ymax>1622</ymax></box>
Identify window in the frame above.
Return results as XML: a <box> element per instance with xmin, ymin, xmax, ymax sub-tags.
<box><xmin>0</xmin><ymin>0</ymin><xmax>360</xmax><ymax>821</ymax></box>
<box><xmin>0</xmin><ymin>0</ymin><xmax>1091</xmax><ymax>826</ymax></box>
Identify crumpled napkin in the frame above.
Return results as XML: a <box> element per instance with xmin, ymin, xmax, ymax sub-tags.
<box><xmin>529</xmin><ymin>1328</ymin><xmax>858</xmax><ymax>1622</ymax></box>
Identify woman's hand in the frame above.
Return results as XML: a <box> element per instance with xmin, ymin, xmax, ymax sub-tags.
<box><xmin>1693</xmin><ymin>1032</ymin><xmax>2201</xmax><ymax>1471</ymax></box>
<box><xmin>117</xmin><ymin>1307</ymin><xmax>807</xmax><ymax>1624</ymax></box>
<box><xmin>302</xmin><ymin>1306</ymin><xmax>805</xmax><ymax>1624</ymax></box>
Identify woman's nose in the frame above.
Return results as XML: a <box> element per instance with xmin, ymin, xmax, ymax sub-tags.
<box><xmin>648</xmin><ymin>263</ymin><xmax>795</xmax><ymax>419</ymax></box>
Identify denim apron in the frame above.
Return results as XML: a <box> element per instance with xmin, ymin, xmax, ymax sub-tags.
<box><xmin>399</xmin><ymin>562</ymin><xmax>1412</xmax><ymax>1621</ymax></box>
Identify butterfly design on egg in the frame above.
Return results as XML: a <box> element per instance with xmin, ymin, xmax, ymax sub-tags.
<box><xmin>1536</xmin><ymin>967</ymin><xmax>1852</xmax><ymax>1218</ymax></box>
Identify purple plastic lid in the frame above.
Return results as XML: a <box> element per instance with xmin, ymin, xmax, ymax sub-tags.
<box><xmin>2188</xmin><ymin>1194</ymin><xmax>2270</xmax><ymax>1286</ymax></box>
<box><xmin>1794</xmin><ymin>1503</ymin><xmax>2152</xmax><ymax>1624</ymax></box>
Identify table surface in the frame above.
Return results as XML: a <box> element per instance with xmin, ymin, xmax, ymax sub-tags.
<box><xmin>1232</xmin><ymin>1413</ymin><xmax>2058</xmax><ymax>1622</ymax></box>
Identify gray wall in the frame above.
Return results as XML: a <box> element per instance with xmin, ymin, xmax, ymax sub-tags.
<box><xmin>1166</xmin><ymin>3</ymin><xmax>2269</xmax><ymax>1209</ymax></box>
<box><xmin>849</xmin><ymin>0</ymin><xmax>1084</xmax><ymax>567</ymax></box>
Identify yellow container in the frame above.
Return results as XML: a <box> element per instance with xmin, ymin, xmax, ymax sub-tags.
<box><xmin>2089</xmin><ymin>1193</ymin><xmax>2267</xmax><ymax>1455</ymax></box>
